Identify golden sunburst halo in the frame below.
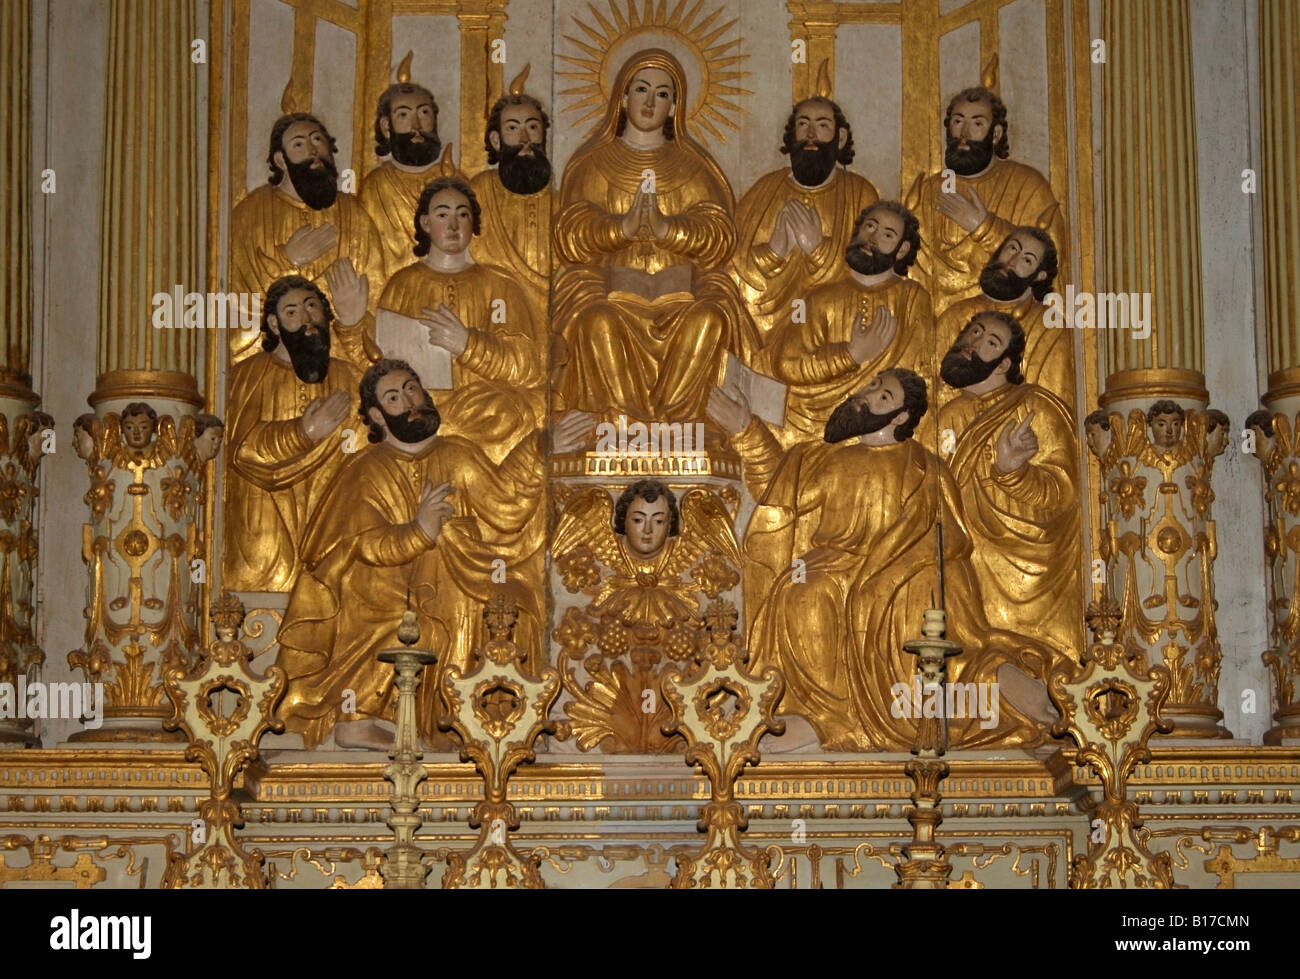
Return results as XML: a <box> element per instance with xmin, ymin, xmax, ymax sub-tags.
<box><xmin>558</xmin><ymin>0</ymin><xmax>752</xmax><ymax>142</ymax></box>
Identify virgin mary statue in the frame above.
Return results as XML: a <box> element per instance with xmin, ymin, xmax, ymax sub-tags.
<box><xmin>551</xmin><ymin>48</ymin><xmax>759</xmax><ymax>424</ymax></box>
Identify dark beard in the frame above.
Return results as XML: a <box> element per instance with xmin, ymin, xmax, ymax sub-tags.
<box><xmin>391</xmin><ymin>130</ymin><xmax>441</xmax><ymax>168</ymax></box>
<box><xmin>845</xmin><ymin>242</ymin><xmax>897</xmax><ymax>276</ymax></box>
<box><xmin>944</xmin><ymin>132</ymin><xmax>995</xmax><ymax>176</ymax></box>
<box><xmin>788</xmin><ymin>138</ymin><xmax>839</xmax><ymax>187</ymax></box>
<box><xmin>381</xmin><ymin>402</ymin><xmax>441</xmax><ymax>444</ymax></box>
<box><xmin>940</xmin><ymin>345</ymin><xmax>1002</xmax><ymax>389</ymax></box>
<box><xmin>286</xmin><ymin>157</ymin><xmax>339</xmax><ymax>210</ymax></box>
<box><xmin>280</xmin><ymin>321</ymin><xmax>332</xmax><ymax>384</ymax></box>
<box><xmin>979</xmin><ymin>262</ymin><xmax>1030</xmax><ymax>301</ymax></box>
<box><xmin>497</xmin><ymin>143</ymin><xmax>552</xmax><ymax>195</ymax></box>
<box><xmin>824</xmin><ymin>398</ymin><xmax>901</xmax><ymax>444</ymax></box>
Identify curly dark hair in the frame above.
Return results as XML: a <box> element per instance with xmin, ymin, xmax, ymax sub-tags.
<box><xmin>373</xmin><ymin>82</ymin><xmax>438</xmax><ymax>157</ymax></box>
<box><xmin>260</xmin><ymin>275</ymin><xmax>332</xmax><ymax>352</ymax></box>
<box><xmin>1146</xmin><ymin>399</ymin><xmax>1186</xmax><ymax>426</ymax></box>
<box><xmin>358</xmin><ymin>358</ymin><xmax>429</xmax><ymax>443</ymax></box>
<box><xmin>412</xmin><ymin>178</ymin><xmax>482</xmax><ymax>257</ymax></box>
<box><xmin>944</xmin><ymin>86</ymin><xmax>1009</xmax><ymax>159</ymax></box>
<box><xmin>267</xmin><ymin>113</ymin><xmax>338</xmax><ymax>185</ymax></box>
<box><xmin>851</xmin><ymin>201</ymin><xmax>922</xmax><ymax>276</ymax></box>
<box><xmin>1245</xmin><ymin>408</ymin><xmax>1275</xmax><ymax>438</ymax></box>
<box><xmin>1004</xmin><ymin>226</ymin><xmax>1058</xmax><ymax>301</ymax></box>
<box><xmin>613</xmin><ymin>479</ymin><xmax>680</xmax><ymax>537</ymax></box>
<box><xmin>73</xmin><ymin>412</ymin><xmax>97</xmax><ymax>436</ymax></box>
<box><xmin>194</xmin><ymin>413</ymin><xmax>225</xmax><ymax>436</ymax></box>
<box><xmin>1084</xmin><ymin>409</ymin><xmax>1111</xmax><ymax>431</ymax></box>
<box><xmin>121</xmin><ymin>402</ymin><xmax>157</xmax><ymax>425</ymax></box>
<box><xmin>885</xmin><ymin>368</ymin><xmax>928</xmax><ymax>441</ymax></box>
<box><xmin>484</xmin><ymin>93</ymin><xmax>550</xmax><ymax>165</ymax></box>
<box><xmin>779</xmin><ymin>96</ymin><xmax>855</xmax><ymax>165</ymax></box>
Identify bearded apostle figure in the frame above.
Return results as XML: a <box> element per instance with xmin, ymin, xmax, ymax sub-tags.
<box><xmin>377</xmin><ymin>176</ymin><xmax>545</xmax><ymax>462</ymax></box>
<box><xmin>764</xmin><ymin>201</ymin><xmax>935</xmax><ymax>447</ymax></box>
<box><xmin>904</xmin><ymin>87</ymin><xmax>1067</xmax><ymax>317</ymax></box>
<box><xmin>229</xmin><ymin>112</ymin><xmax>385</xmax><ymax>364</ymax></box>
<box><xmin>360</xmin><ymin>62</ymin><xmax>456</xmax><ymax>275</ymax></box>
<box><xmin>732</xmin><ymin>95</ymin><xmax>879</xmax><ymax>340</ymax></box>
<box><xmin>551</xmin><ymin>48</ymin><xmax>760</xmax><ymax>424</ymax></box>
<box><xmin>937</xmin><ymin>226</ymin><xmax>1075</xmax><ymax>409</ymax></box>
<box><xmin>469</xmin><ymin>67</ymin><xmax>554</xmax><ymax>331</ymax></box>
<box><xmin>709</xmin><ymin>370</ymin><xmax>1053</xmax><ymax>751</ymax></box>
<box><xmin>936</xmin><ymin>312</ymin><xmax>1084</xmax><ymax>665</ymax></box>
<box><xmin>221</xmin><ymin>276</ymin><xmax>361</xmax><ymax>593</ymax></box>
<box><xmin>275</xmin><ymin>359</ymin><xmax>590</xmax><ymax>749</ymax></box>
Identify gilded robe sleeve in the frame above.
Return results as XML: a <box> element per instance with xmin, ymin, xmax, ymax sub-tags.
<box><xmin>986</xmin><ymin>410</ymin><xmax>1075</xmax><ymax>512</ymax></box>
<box><xmin>731</xmin><ymin>418</ymin><xmax>791</xmax><ymax>502</ymax></box>
<box><xmin>769</xmin><ymin>297</ymin><xmax>857</xmax><ymax>385</ymax></box>
<box><xmin>457</xmin><ymin>282</ymin><xmax>543</xmax><ymax>388</ymax></box>
<box><xmin>461</xmin><ymin>430</ymin><xmax>546</xmax><ymax>537</ymax></box>
<box><xmin>350</xmin><ymin>511</ymin><xmax>437</xmax><ymax>567</ymax></box>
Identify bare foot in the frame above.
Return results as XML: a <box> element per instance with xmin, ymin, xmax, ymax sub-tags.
<box><xmin>334</xmin><ymin>718</ymin><xmax>397</xmax><ymax>750</ymax></box>
<box><xmin>997</xmin><ymin>663</ymin><xmax>1059</xmax><ymax>724</ymax></box>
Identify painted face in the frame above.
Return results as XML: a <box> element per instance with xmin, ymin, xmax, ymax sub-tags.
<box><xmin>279</xmin><ymin>119</ymin><xmax>333</xmax><ymax>170</ymax></box>
<box><xmin>195</xmin><ymin>427</ymin><xmax>224</xmax><ymax>462</ymax></box>
<box><xmin>271</xmin><ymin>286</ymin><xmax>327</xmax><ymax>336</ymax></box>
<box><xmin>854</xmin><ymin>207</ymin><xmax>908</xmax><ymax>259</ymax></box>
<box><xmin>495</xmin><ymin>102</ymin><xmax>546</xmax><ymax>154</ymax></box>
<box><xmin>625</xmin><ymin>495</ymin><xmax>672</xmax><ymax>558</ymax></box>
<box><xmin>993</xmin><ymin>232</ymin><xmax>1046</xmax><ymax>280</ymax></box>
<box><xmin>1085</xmin><ymin>422</ymin><xmax>1108</xmax><ymax>459</ymax></box>
<box><xmin>793</xmin><ymin>101</ymin><xmax>838</xmax><ymax>149</ymax></box>
<box><xmin>121</xmin><ymin>413</ymin><xmax>155</xmax><ymax>451</ymax></box>
<box><xmin>624</xmin><ymin>67</ymin><xmax>675</xmax><ymax>133</ymax></box>
<box><xmin>386</xmin><ymin>90</ymin><xmax>437</xmax><ymax>139</ymax></box>
<box><xmin>420</xmin><ymin>188</ymin><xmax>474</xmax><ymax>255</ymax></box>
<box><xmin>1150</xmin><ymin>412</ymin><xmax>1184</xmax><ymax>449</ymax></box>
<box><xmin>947</xmin><ymin>97</ymin><xmax>995</xmax><ymax>148</ymax></box>
<box><xmin>74</xmin><ymin>427</ymin><xmax>94</xmax><ymax>460</ymax></box>
<box><xmin>858</xmin><ymin>371</ymin><xmax>905</xmax><ymax>418</ymax></box>
<box><xmin>959</xmin><ymin>314</ymin><xmax>1012</xmax><ymax>362</ymax></box>
<box><xmin>371</xmin><ymin>370</ymin><xmax>440</xmax><ymax>444</ymax></box>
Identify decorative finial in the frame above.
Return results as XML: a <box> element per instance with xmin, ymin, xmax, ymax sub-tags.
<box><xmin>396</xmin><ymin>50</ymin><xmax>413</xmax><ymax>84</ymax></box>
<box><xmin>280</xmin><ymin>77</ymin><xmax>298</xmax><ymax>115</ymax></box>
<box><xmin>508</xmin><ymin>63</ymin><xmax>531</xmax><ymax>96</ymax></box>
<box><xmin>439</xmin><ymin>142</ymin><xmax>456</xmax><ymax>177</ymax></box>
<box><xmin>814</xmin><ymin>59</ymin><xmax>833</xmax><ymax>100</ymax></box>
<box><xmin>981</xmin><ymin>54</ymin><xmax>999</xmax><ymax>92</ymax></box>
<box><xmin>211</xmin><ymin>590</ymin><xmax>247</xmax><ymax>643</ymax></box>
<box><xmin>397</xmin><ymin>609</ymin><xmax>420</xmax><ymax>647</ymax></box>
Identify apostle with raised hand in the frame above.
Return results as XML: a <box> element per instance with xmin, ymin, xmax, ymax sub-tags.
<box><xmin>274</xmin><ymin>359</ymin><xmax>590</xmax><ymax>749</ymax></box>
<box><xmin>222</xmin><ymin>276</ymin><xmax>362</xmax><ymax>593</ymax></box>
<box><xmin>376</xmin><ymin>175</ymin><xmax>544</xmax><ymax>462</ymax></box>
<box><xmin>936</xmin><ymin>311</ymin><xmax>1083</xmax><ymax>664</ymax></box>
<box><xmin>905</xmin><ymin>85</ymin><xmax>1066</xmax><ymax>316</ymax></box>
<box><xmin>764</xmin><ymin>201</ymin><xmax>934</xmax><ymax>447</ymax></box>
<box><xmin>230</xmin><ymin>111</ymin><xmax>384</xmax><ymax>364</ymax></box>
<box><xmin>732</xmin><ymin>91</ymin><xmax>879</xmax><ymax>340</ymax></box>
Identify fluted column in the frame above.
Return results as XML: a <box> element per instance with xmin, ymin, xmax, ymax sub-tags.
<box><xmin>0</xmin><ymin>0</ymin><xmax>46</xmax><ymax>746</ymax></box>
<box><xmin>68</xmin><ymin>0</ymin><xmax>207</xmax><ymax>743</ymax></box>
<box><xmin>1096</xmin><ymin>0</ymin><xmax>1227</xmax><ymax>738</ymax></box>
<box><xmin>1252</xmin><ymin>0</ymin><xmax>1300</xmax><ymax>743</ymax></box>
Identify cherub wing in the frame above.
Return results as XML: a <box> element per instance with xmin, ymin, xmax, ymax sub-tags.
<box><xmin>174</xmin><ymin>415</ymin><xmax>201</xmax><ymax>471</ymax></box>
<box><xmin>152</xmin><ymin>415</ymin><xmax>180</xmax><ymax>466</ymax></box>
<box><xmin>663</xmin><ymin>488</ymin><xmax>742</xmax><ymax>579</ymax></box>
<box><xmin>552</xmin><ymin>487</ymin><xmax>622</xmax><ymax>570</ymax></box>
<box><xmin>101</xmin><ymin>413</ymin><xmax>124</xmax><ymax>465</ymax></box>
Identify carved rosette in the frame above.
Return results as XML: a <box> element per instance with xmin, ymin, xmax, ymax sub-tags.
<box><xmin>1050</xmin><ymin>600</ymin><xmax>1181</xmax><ymax>888</ymax></box>
<box><xmin>661</xmin><ymin>602</ymin><xmax>784</xmax><ymax>888</ymax></box>
<box><xmin>1089</xmin><ymin>406</ymin><xmax>1229</xmax><ymax>738</ymax></box>
<box><xmin>0</xmin><ymin>407</ymin><xmax>51</xmax><ymax>745</ymax></box>
<box><xmin>67</xmin><ymin>405</ymin><xmax>210</xmax><ymax>742</ymax></box>
<box><xmin>1248</xmin><ymin>408</ymin><xmax>1300</xmax><ymax>742</ymax></box>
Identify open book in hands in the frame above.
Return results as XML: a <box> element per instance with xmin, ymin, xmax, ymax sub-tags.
<box><xmin>375</xmin><ymin>308</ymin><xmax>454</xmax><ymax>390</ymax></box>
<box><xmin>606</xmin><ymin>264</ymin><xmax>694</xmax><ymax>303</ymax></box>
<box><xmin>722</xmin><ymin>353</ymin><xmax>787</xmax><ymax>428</ymax></box>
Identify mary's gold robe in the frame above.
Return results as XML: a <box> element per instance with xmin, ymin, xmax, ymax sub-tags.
<box><xmin>275</xmin><ymin>431</ymin><xmax>547</xmax><ymax>747</ymax></box>
<box><xmin>221</xmin><ymin>353</ymin><xmax>361</xmax><ymax>592</ymax></box>
<box><xmin>732</xmin><ymin>166</ymin><xmax>878</xmax><ymax>340</ymax></box>
<box><xmin>938</xmin><ymin>382</ymin><xmax>1084</xmax><ymax>664</ymax></box>
<box><xmin>764</xmin><ymin>274</ymin><xmax>934</xmax><ymax>447</ymax></box>
<box><xmin>734</xmin><ymin>421</ymin><xmax>1049</xmax><ymax>751</ymax></box>
<box><xmin>228</xmin><ymin>184</ymin><xmax>386</xmax><ymax>364</ymax></box>
<box><xmin>377</xmin><ymin>260</ymin><xmax>544</xmax><ymax>462</ymax></box>
<box><xmin>904</xmin><ymin>158</ymin><xmax>1067</xmax><ymax>317</ymax></box>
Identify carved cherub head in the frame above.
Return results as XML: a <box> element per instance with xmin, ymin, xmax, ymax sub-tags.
<box><xmin>25</xmin><ymin>411</ymin><xmax>55</xmax><ymax>462</ymax></box>
<box><xmin>413</xmin><ymin>177</ymin><xmax>481</xmax><ymax>259</ymax></box>
<box><xmin>944</xmin><ymin>85</ymin><xmax>1009</xmax><ymax>175</ymax></box>
<box><xmin>1205</xmin><ymin>409</ymin><xmax>1230</xmax><ymax>459</ymax></box>
<box><xmin>1244</xmin><ymin>408</ymin><xmax>1275</xmax><ymax>461</ymax></box>
<box><xmin>485</xmin><ymin>93</ymin><xmax>551</xmax><ymax>196</ymax></box>
<box><xmin>1146</xmin><ymin>400</ymin><xmax>1186</xmax><ymax>450</ymax></box>
<box><xmin>614</xmin><ymin>479</ymin><xmax>680</xmax><ymax>561</ymax></box>
<box><xmin>374</xmin><ymin>81</ymin><xmax>439</xmax><ymax>167</ymax></box>
<box><xmin>1084</xmin><ymin>409</ymin><xmax>1112</xmax><ymax>460</ymax></box>
<box><xmin>266</xmin><ymin>112</ymin><xmax>340</xmax><ymax>211</ymax></box>
<box><xmin>846</xmin><ymin>201</ymin><xmax>920</xmax><ymax>278</ymax></box>
<box><xmin>73</xmin><ymin>412</ymin><xmax>98</xmax><ymax>461</ymax></box>
<box><xmin>940</xmin><ymin>311</ymin><xmax>1026</xmax><ymax>392</ymax></box>
<box><xmin>781</xmin><ymin>96</ymin><xmax>854</xmax><ymax>187</ymax></box>
<box><xmin>193</xmin><ymin>414</ymin><xmax>225</xmax><ymax>463</ymax></box>
<box><xmin>120</xmin><ymin>402</ymin><xmax>158</xmax><ymax>452</ymax></box>
<box><xmin>981</xmin><ymin>227</ymin><xmax>1058</xmax><ymax>303</ymax></box>
<box><xmin>825</xmin><ymin>368</ymin><xmax>928</xmax><ymax>445</ymax></box>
